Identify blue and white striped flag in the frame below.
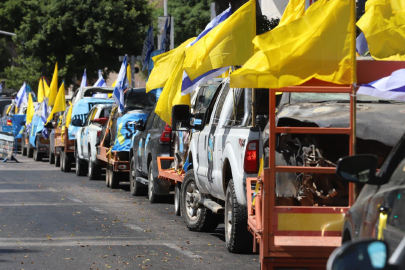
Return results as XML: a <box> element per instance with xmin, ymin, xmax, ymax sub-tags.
<box><xmin>358</xmin><ymin>69</ymin><xmax>405</xmax><ymax>101</ymax></box>
<box><xmin>80</xmin><ymin>69</ymin><xmax>87</xmax><ymax>88</ymax></box>
<box><xmin>181</xmin><ymin>6</ymin><xmax>232</xmax><ymax>96</ymax></box>
<box><xmin>15</xmin><ymin>82</ymin><xmax>28</xmax><ymax>108</ymax></box>
<box><xmin>41</xmin><ymin>100</ymin><xmax>49</xmax><ymax>139</ymax></box>
<box><xmin>356</xmin><ymin>32</ymin><xmax>369</xmax><ymax>56</ymax></box>
<box><xmin>94</xmin><ymin>70</ymin><xmax>106</xmax><ymax>87</ymax></box>
<box><xmin>142</xmin><ymin>25</ymin><xmax>155</xmax><ymax>71</ymax></box>
<box><xmin>112</xmin><ymin>55</ymin><xmax>128</xmax><ymax>113</ymax></box>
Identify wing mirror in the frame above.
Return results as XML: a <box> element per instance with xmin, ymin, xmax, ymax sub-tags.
<box><xmin>336</xmin><ymin>154</ymin><xmax>379</xmax><ymax>185</ymax></box>
<box><xmin>20</xmin><ymin>121</ymin><xmax>26</xmax><ymax>126</ymax></box>
<box><xmin>172</xmin><ymin>105</ymin><xmax>190</xmax><ymax>131</ymax></box>
<box><xmin>92</xmin><ymin>117</ymin><xmax>108</xmax><ymax>126</ymax></box>
<box><xmin>135</xmin><ymin>119</ymin><xmax>144</xmax><ymax>131</ymax></box>
<box><xmin>71</xmin><ymin>119</ymin><xmax>83</xmax><ymax>127</ymax></box>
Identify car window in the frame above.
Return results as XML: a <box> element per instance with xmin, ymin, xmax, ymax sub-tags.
<box><xmin>83</xmin><ymin>88</ymin><xmax>113</xmax><ymax>97</ymax></box>
<box><xmin>223</xmin><ymin>88</ymin><xmax>244</xmax><ymax>126</ymax></box>
<box><xmin>124</xmin><ymin>88</ymin><xmax>156</xmax><ymax>112</ymax></box>
<box><xmin>194</xmin><ymin>85</ymin><xmax>218</xmax><ymax>114</ymax></box>
<box><xmin>213</xmin><ymin>83</ymin><xmax>230</xmax><ymax>124</ymax></box>
<box><xmin>378</xmin><ymin>133</ymin><xmax>405</xmax><ymax>182</ymax></box>
<box><xmin>85</xmin><ymin>107</ymin><xmax>97</xmax><ymax>126</ymax></box>
<box><xmin>101</xmin><ymin>108</ymin><xmax>112</xmax><ymax>118</ymax></box>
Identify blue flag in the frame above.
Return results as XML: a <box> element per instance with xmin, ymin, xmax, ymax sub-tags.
<box><xmin>181</xmin><ymin>6</ymin><xmax>232</xmax><ymax>95</ymax></box>
<box><xmin>112</xmin><ymin>112</ymin><xmax>149</xmax><ymax>152</ymax></box>
<box><xmin>160</xmin><ymin>16</ymin><xmax>171</xmax><ymax>53</ymax></box>
<box><xmin>80</xmin><ymin>69</ymin><xmax>87</xmax><ymax>88</ymax></box>
<box><xmin>15</xmin><ymin>82</ymin><xmax>28</xmax><ymax>108</ymax></box>
<box><xmin>142</xmin><ymin>25</ymin><xmax>155</xmax><ymax>71</ymax></box>
<box><xmin>358</xmin><ymin>69</ymin><xmax>405</xmax><ymax>101</ymax></box>
<box><xmin>356</xmin><ymin>32</ymin><xmax>369</xmax><ymax>56</ymax></box>
<box><xmin>112</xmin><ymin>55</ymin><xmax>128</xmax><ymax>113</ymax></box>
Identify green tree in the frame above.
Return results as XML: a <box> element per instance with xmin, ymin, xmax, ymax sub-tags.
<box><xmin>5</xmin><ymin>0</ymin><xmax>154</xmax><ymax>91</ymax></box>
<box><xmin>3</xmin><ymin>55</ymin><xmax>42</xmax><ymax>91</ymax></box>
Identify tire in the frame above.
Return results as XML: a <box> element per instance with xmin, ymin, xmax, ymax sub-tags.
<box><xmin>148</xmin><ymin>162</ymin><xmax>163</xmax><ymax>203</ymax></box>
<box><xmin>88</xmin><ymin>151</ymin><xmax>101</xmax><ymax>180</ymax></box>
<box><xmin>27</xmin><ymin>146</ymin><xmax>33</xmax><ymax>158</ymax></box>
<box><xmin>174</xmin><ymin>182</ymin><xmax>181</xmax><ymax>216</ymax></box>
<box><xmin>130</xmin><ymin>157</ymin><xmax>147</xmax><ymax>196</ymax></box>
<box><xmin>63</xmin><ymin>152</ymin><xmax>71</xmax><ymax>172</ymax></box>
<box><xmin>76</xmin><ymin>151</ymin><xmax>88</xmax><ymax>176</ymax></box>
<box><xmin>110</xmin><ymin>166</ymin><xmax>120</xmax><ymax>189</ymax></box>
<box><xmin>22</xmin><ymin>139</ymin><xmax>27</xmax><ymax>156</ymax></box>
<box><xmin>106</xmin><ymin>165</ymin><xmax>111</xmax><ymax>187</ymax></box>
<box><xmin>61</xmin><ymin>151</ymin><xmax>65</xmax><ymax>171</ymax></box>
<box><xmin>55</xmin><ymin>154</ymin><xmax>60</xmax><ymax>167</ymax></box>
<box><xmin>33</xmin><ymin>148</ymin><xmax>42</xmax><ymax>162</ymax></box>
<box><xmin>49</xmin><ymin>149</ymin><xmax>55</xmax><ymax>164</ymax></box>
<box><xmin>180</xmin><ymin>169</ymin><xmax>220</xmax><ymax>232</ymax></box>
<box><xmin>225</xmin><ymin>180</ymin><xmax>253</xmax><ymax>253</ymax></box>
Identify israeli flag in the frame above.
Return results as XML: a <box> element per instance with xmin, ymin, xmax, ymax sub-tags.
<box><xmin>358</xmin><ymin>69</ymin><xmax>405</xmax><ymax>101</ymax></box>
<box><xmin>181</xmin><ymin>6</ymin><xmax>232</xmax><ymax>95</ymax></box>
<box><xmin>40</xmin><ymin>100</ymin><xmax>49</xmax><ymax>139</ymax></box>
<box><xmin>93</xmin><ymin>77</ymin><xmax>107</xmax><ymax>87</ymax></box>
<box><xmin>356</xmin><ymin>32</ymin><xmax>369</xmax><ymax>56</ymax></box>
<box><xmin>160</xmin><ymin>16</ymin><xmax>170</xmax><ymax>53</ymax></box>
<box><xmin>142</xmin><ymin>25</ymin><xmax>155</xmax><ymax>71</ymax></box>
<box><xmin>80</xmin><ymin>69</ymin><xmax>87</xmax><ymax>88</ymax></box>
<box><xmin>15</xmin><ymin>82</ymin><xmax>28</xmax><ymax>108</ymax></box>
<box><xmin>112</xmin><ymin>55</ymin><xmax>128</xmax><ymax>113</ymax></box>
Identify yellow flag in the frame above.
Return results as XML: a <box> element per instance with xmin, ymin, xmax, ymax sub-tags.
<box><xmin>391</xmin><ymin>0</ymin><xmax>405</xmax><ymax>14</ymax></box>
<box><xmin>183</xmin><ymin>0</ymin><xmax>256</xmax><ymax>81</ymax></box>
<box><xmin>65</xmin><ymin>102</ymin><xmax>73</xmax><ymax>128</ymax></box>
<box><xmin>127</xmin><ymin>64</ymin><xmax>132</xmax><ymax>88</ymax></box>
<box><xmin>231</xmin><ymin>0</ymin><xmax>356</xmax><ymax>89</ymax></box>
<box><xmin>305</xmin><ymin>0</ymin><xmax>328</xmax><ymax>14</ymax></box>
<box><xmin>112</xmin><ymin>80</ymin><xmax>117</xmax><ymax>87</ymax></box>
<box><xmin>278</xmin><ymin>0</ymin><xmax>305</xmax><ymax>28</ymax></box>
<box><xmin>37</xmin><ymin>78</ymin><xmax>45</xmax><ymax>103</ymax></box>
<box><xmin>47</xmin><ymin>82</ymin><xmax>66</xmax><ymax>123</ymax></box>
<box><xmin>49</xmin><ymin>63</ymin><xmax>58</xmax><ymax>106</ymax></box>
<box><xmin>146</xmin><ymin>37</ymin><xmax>196</xmax><ymax>92</ymax></box>
<box><xmin>357</xmin><ymin>0</ymin><xmax>405</xmax><ymax>60</ymax></box>
<box><xmin>26</xmin><ymin>93</ymin><xmax>35</xmax><ymax>125</ymax></box>
<box><xmin>43</xmin><ymin>78</ymin><xmax>50</xmax><ymax>98</ymax></box>
<box><xmin>155</xmin><ymin>52</ymin><xmax>190</xmax><ymax>125</ymax></box>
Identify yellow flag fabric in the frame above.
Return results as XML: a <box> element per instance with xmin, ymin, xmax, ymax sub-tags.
<box><xmin>278</xmin><ymin>0</ymin><xmax>305</xmax><ymax>28</ymax></box>
<box><xmin>37</xmin><ymin>78</ymin><xmax>45</xmax><ymax>103</ymax></box>
<box><xmin>155</xmin><ymin>52</ymin><xmax>190</xmax><ymax>125</ymax></box>
<box><xmin>49</xmin><ymin>63</ymin><xmax>58</xmax><ymax>106</ymax></box>
<box><xmin>305</xmin><ymin>0</ymin><xmax>328</xmax><ymax>14</ymax></box>
<box><xmin>357</xmin><ymin>0</ymin><xmax>405</xmax><ymax>61</ymax></box>
<box><xmin>65</xmin><ymin>103</ymin><xmax>73</xmax><ymax>128</ymax></box>
<box><xmin>230</xmin><ymin>0</ymin><xmax>356</xmax><ymax>89</ymax></box>
<box><xmin>47</xmin><ymin>82</ymin><xmax>66</xmax><ymax>123</ymax></box>
<box><xmin>127</xmin><ymin>64</ymin><xmax>132</xmax><ymax>88</ymax></box>
<box><xmin>43</xmin><ymin>78</ymin><xmax>50</xmax><ymax>98</ymax></box>
<box><xmin>183</xmin><ymin>0</ymin><xmax>256</xmax><ymax>81</ymax></box>
<box><xmin>391</xmin><ymin>0</ymin><xmax>405</xmax><ymax>14</ymax></box>
<box><xmin>112</xmin><ymin>80</ymin><xmax>117</xmax><ymax>87</ymax></box>
<box><xmin>146</xmin><ymin>37</ymin><xmax>196</xmax><ymax>92</ymax></box>
<box><xmin>26</xmin><ymin>93</ymin><xmax>35</xmax><ymax>125</ymax></box>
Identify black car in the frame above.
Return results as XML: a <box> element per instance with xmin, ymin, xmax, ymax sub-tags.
<box><xmin>336</xmin><ymin>131</ymin><xmax>405</xmax><ymax>257</ymax></box>
<box><xmin>129</xmin><ymin>107</ymin><xmax>172</xmax><ymax>203</ymax></box>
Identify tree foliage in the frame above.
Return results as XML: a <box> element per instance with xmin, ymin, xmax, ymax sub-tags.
<box><xmin>1</xmin><ymin>0</ymin><xmax>154</xmax><ymax>91</ymax></box>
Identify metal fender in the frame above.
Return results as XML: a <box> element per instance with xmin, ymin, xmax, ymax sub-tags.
<box><xmin>188</xmin><ymin>136</ymin><xmax>209</xmax><ymax>194</ymax></box>
<box><xmin>75</xmin><ymin>136</ymin><xmax>83</xmax><ymax>159</ymax></box>
<box><xmin>223</xmin><ymin>142</ymin><xmax>247</xmax><ymax>207</ymax></box>
<box><xmin>89</xmin><ymin>130</ymin><xmax>98</xmax><ymax>164</ymax></box>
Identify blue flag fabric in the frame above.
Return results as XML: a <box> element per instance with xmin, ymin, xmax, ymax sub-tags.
<box><xmin>68</xmin><ymin>98</ymin><xmax>114</xmax><ymax>140</ymax></box>
<box><xmin>80</xmin><ymin>69</ymin><xmax>87</xmax><ymax>88</ymax></box>
<box><xmin>142</xmin><ymin>26</ymin><xmax>155</xmax><ymax>71</ymax></box>
<box><xmin>358</xmin><ymin>69</ymin><xmax>405</xmax><ymax>101</ymax></box>
<box><xmin>93</xmin><ymin>76</ymin><xmax>107</xmax><ymax>87</ymax></box>
<box><xmin>181</xmin><ymin>6</ymin><xmax>232</xmax><ymax>95</ymax></box>
<box><xmin>356</xmin><ymin>32</ymin><xmax>369</xmax><ymax>56</ymax></box>
<box><xmin>12</xmin><ymin>114</ymin><xmax>26</xmax><ymax>139</ymax></box>
<box><xmin>160</xmin><ymin>16</ymin><xmax>171</xmax><ymax>53</ymax></box>
<box><xmin>112</xmin><ymin>112</ymin><xmax>149</xmax><ymax>152</ymax></box>
<box><xmin>15</xmin><ymin>82</ymin><xmax>28</xmax><ymax>108</ymax></box>
<box><xmin>113</xmin><ymin>55</ymin><xmax>128</xmax><ymax>113</ymax></box>
<box><xmin>29</xmin><ymin>114</ymin><xmax>41</xmax><ymax>147</ymax></box>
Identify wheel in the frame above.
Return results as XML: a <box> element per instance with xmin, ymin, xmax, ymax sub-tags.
<box><xmin>106</xmin><ymin>165</ymin><xmax>111</xmax><ymax>187</ymax></box>
<box><xmin>110</xmin><ymin>166</ymin><xmax>120</xmax><ymax>189</ymax></box>
<box><xmin>148</xmin><ymin>162</ymin><xmax>163</xmax><ymax>203</ymax></box>
<box><xmin>88</xmin><ymin>151</ymin><xmax>101</xmax><ymax>180</ymax></box>
<box><xmin>75</xmin><ymin>151</ymin><xmax>88</xmax><ymax>176</ymax></box>
<box><xmin>55</xmin><ymin>154</ymin><xmax>61</xmax><ymax>167</ymax></box>
<box><xmin>33</xmin><ymin>148</ymin><xmax>42</xmax><ymax>161</ymax></box>
<box><xmin>49</xmin><ymin>149</ymin><xmax>55</xmax><ymax>164</ymax></box>
<box><xmin>63</xmin><ymin>152</ymin><xmax>71</xmax><ymax>172</ymax></box>
<box><xmin>180</xmin><ymin>169</ymin><xmax>220</xmax><ymax>232</ymax></box>
<box><xmin>22</xmin><ymin>139</ymin><xmax>27</xmax><ymax>156</ymax></box>
<box><xmin>174</xmin><ymin>182</ymin><xmax>181</xmax><ymax>216</ymax></box>
<box><xmin>130</xmin><ymin>157</ymin><xmax>147</xmax><ymax>196</ymax></box>
<box><xmin>27</xmin><ymin>146</ymin><xmax>33</xmax><ymax>158</ymax></box>
<box><xmin>225</xmin><ymin>180</ymin><xmax>253</xmax><ymax>253</ymax></box>
<box><xmin>61</xmin><ymin>151</ymin><xmax>65</xmax><ymax>171</ymax></box>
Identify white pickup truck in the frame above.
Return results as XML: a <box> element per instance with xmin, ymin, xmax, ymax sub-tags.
<box><xmin>172</xmin><ymin>78</ymin><xmax>269</xmax><ymax>253</ymax></box>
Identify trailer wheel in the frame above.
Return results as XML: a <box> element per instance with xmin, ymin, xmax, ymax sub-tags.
<box><xmin>63</xmin><ymin>152</ymin><xmax>71</xmax><ymax>172</ymax></box>
<box><xmin>49</xmin><ymin>149</ymin><xmax>55</xmax><ymax>164</ymax></box>
<box><xmin>88</xmin><ymin>151</ymin><xmax>101</xmax><ymax>180</ymax></box>
<box><xmin>130</xmin><ymin>157</ymin><xmax>146</xmax><ymax>196</ymax></box>
<box><xmin>76</xmin><ymin>152</ymin><xmax>88</xmax><ymax>176</ymax></box>
<box><xmin>110</xmin><ymin>167</ymin><xmax>120</xmax><ymax>189</ymax></box>
<box><xmin>225</xmin><ymin>179</ymin><xmax>253</xmax><ymax>253</ymax></box>
<box><xmin>55</xmin><ymin>153</ymin><xmax>60</xmax><ymax>167</ymax></box>
<box><xmin>174</xmin><ymin>182</ymin><xmax>181</xmax><ymax>216</ymax></box>
<box><xmin>106</xmin><ymin>165</ymin><xmax>111</xmax><ymax>187</ymax></box>
<box><xmin>180</xmin><ymin>169</ymin><xmax>219</xmax><ymax>232</ymax></box>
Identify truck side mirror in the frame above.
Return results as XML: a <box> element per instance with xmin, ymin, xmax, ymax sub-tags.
<box><xmin>71</xmin><ymin>119</ymin><xmax>83</xmax><ymax>127</ymax></box>
<box><xmin>172</xmin><ymin>105</ymin><xmax>190</xmax><ymax>131</ymax></box>
<box><xmin>336</xmin><ymin>154</ymin><xmax>379</xmax><ymax>185</ymax></box>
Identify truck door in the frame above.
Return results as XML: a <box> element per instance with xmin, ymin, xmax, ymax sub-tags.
<box><xmin>139</xmin><ymin>112</ymin><xmax>155</xmax><ymax>174</ymax></box>
<box><xmin>83</xmin><ymin>107</ymin><xmax>98</xmax><ymax>158</ymax></box>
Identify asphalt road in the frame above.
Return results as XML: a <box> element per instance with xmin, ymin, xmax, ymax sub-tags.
<box><xmin>0</xmin><ymin>155</ymin><xmax>259</xmax><ymax>270</ymax></box>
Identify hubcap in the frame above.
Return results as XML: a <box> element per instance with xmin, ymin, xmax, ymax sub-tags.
<box><xmin>131</xmin><ymin>160</ymin><xmax>135</xmax><ymax>190</ymax></box>
<box><xmin>185</xmin><ymin>182</ymin><xmax>201</xmax><ymax>220</ymax></box>
<box><xmin>148</xmin><ymin>169</ymin><xmax>153</xmax><ymax>199</ymax></box>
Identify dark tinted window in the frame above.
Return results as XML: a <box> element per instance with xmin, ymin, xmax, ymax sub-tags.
<box><xmin>213</xmin><ymin>83</ymin><xmax>230</xmax><ymax>123</ymax></box>
<box><xmin>124</xmin><ymin>88</ymin><xmax>156</xmax><ymax>112</ymax></box>
<box><xmin>0</xmin><ymin>100</ymin><xmax>12</xmax><ymax>116</ymax></box>
<box><xmin>195</xmin><ymin>85</ymin><xmax>219</xmax><ymax>114</ymax></box>
<box><xmin>83</xmin><ymin>88</ymin><xmax>113</xmax><ymax>97</ymax></box>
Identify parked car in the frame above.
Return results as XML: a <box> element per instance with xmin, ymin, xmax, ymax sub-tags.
<box><xmin>75</xmin><ymin>103</ymin><xmax>112</xmax><ymax>179</ymax></box>
<box><xmin>71</xmin><ymin>86</ymin><xmax>114</xmax><ymax>105</ymax></box>
<box><xmin>336</xmin><ymin>130</ymin><xmax>405</xmax><ymax>256</ymax></box>
<box><xmin>172</xmin><ymin>78</ymin><xmax>269</xmax><ymax>253</ymax></box>
<box><xmin>129</xmin><ymin>106</ymin><xmax>172</xmax><ymax>202</ymax></box>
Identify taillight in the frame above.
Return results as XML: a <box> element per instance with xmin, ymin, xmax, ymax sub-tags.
<box><xmin>97</xmin><ymin>131</ymin><xmax>101</xmax><ymax>137</ymax></box>
<box><xmin>244</xmin><ymin>140</ymin><xmax>259</xmax><ymax>174</ymax></box>
<box><xmin>6</xmin><ymin>119</ymin><xmax>12</xmax><ymax>126</ymax></box>
<box><xmin>159</xmin><ymin>124</ymin><xmax>172</xmax><ymax>142</ymax></box>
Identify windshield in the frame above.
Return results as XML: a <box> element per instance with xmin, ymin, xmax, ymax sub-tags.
<box><xmin>290</xmin><ymin>93</ymin><xmax>403</xmax><ymax>103</ymax></box>
<box><xmin>83</xmin><ymin>87</ymin><xmax>113</xmax><ymax>97</ymax></box>
<box><xmin>124</xmin><ymin>88</ymin><xmax>156</xmax><ymax>111</ymax></box>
